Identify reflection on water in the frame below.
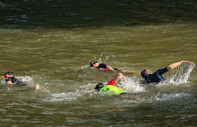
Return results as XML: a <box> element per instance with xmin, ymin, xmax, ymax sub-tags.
<box><xmin>0</xmin><ymin>0</ymin><xmax>196</xmax><ymax>28</ymax></box>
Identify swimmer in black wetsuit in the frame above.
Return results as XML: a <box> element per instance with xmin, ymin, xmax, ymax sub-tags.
<box><xmin>3</xmin><ymin>72</ymin><xmax>40</xmax><ymax>90</ymax></box>
<box><xmin>141</xmin><ymin>60</ymin><xmax>194</xmax><ymax>84</ymax></box>
<box><xmin>90</xmin><ymin>60</ymin><xmax>139</xmax><ymax>74</ymax></box>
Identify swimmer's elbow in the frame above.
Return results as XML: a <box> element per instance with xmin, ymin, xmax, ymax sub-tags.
<box><xmin>167</xmin><ymin>66</ymin><xmax>171</xmax><ymax>71</ymax></box>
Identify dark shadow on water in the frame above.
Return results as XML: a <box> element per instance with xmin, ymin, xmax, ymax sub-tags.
<box><xmin>0</xmin><ymin>0</ymin><xmax>196</xmax><ymax>28</ymax></box>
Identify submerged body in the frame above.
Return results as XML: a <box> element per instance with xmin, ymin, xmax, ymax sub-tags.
<box><xmin>100</xmin><ymin>85</ymin><xmax>125</xmax><ymax>95</ymax></box>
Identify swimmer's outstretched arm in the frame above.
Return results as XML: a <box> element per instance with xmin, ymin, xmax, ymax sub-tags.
<box><xmin>26</xmin><ymin>84</ymin><xmax>40</xmax><ymax>90</ymax></box>
<box><xmin>6</xmin><ymin>81</ymin><xmax>40</xmax><ymax>90</ymax></box>
<box><xmin>167</xmin><ymin>60</ymin><xmax>194</xmax><ymax>71</ymax></box>
<box><xmin>106</xmin><ymin>65</ymin><xmax>117</xmax><ymax>72</ymax></box>
<box><xmin>119</xmin><ymin>70</ymin><xmax>140</xmax><ymax>74</ymax></box>
<box><xmin>105</xmin><ymin>64</ymin><xmax>139</xmax><ymax>74</ymax></box>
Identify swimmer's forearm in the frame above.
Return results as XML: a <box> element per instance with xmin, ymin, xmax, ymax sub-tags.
<box><xmin>106</xmin><ymin>66</ymin><xmax>117</xmax><ymax>72</ymax></box>
<box><xmin>6</xmin><ymin>81</ymin><xmax>12</xmax><ymax>85</ymax></box>
<box><xmin>120</xmin><ymin>70</ymin><xmax>140</xmax><ymax>74</ymax></box>
<box><xmin>23</xmin><ymin>84</ymin><xmax>40</xmax><ymax>90</ymax></box>
<box><xmin>167</xmin><ymin>60</ymin><xmax>193</xmax><ymax>71</ymax></box>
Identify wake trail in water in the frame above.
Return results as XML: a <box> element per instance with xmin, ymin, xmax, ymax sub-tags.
<box><xmin>149</xmin><ymin>92</ymin><xmax>192</xmax><ymax>102</ymax></box>
<box><xmin>43</xmin><ymin>82</ymin><xmax>97</xmax><ymax>102</ymax></box>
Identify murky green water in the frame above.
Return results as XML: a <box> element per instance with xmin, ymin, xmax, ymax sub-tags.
<box><xmin>0</xmin><ymin>1</ymin><xmax>197</xmax><ymax>126</ymax></box>
<box><xmin>0</xmin><ymin>23</ymin><xmax>196</xmax><ymax>127</ymax></box>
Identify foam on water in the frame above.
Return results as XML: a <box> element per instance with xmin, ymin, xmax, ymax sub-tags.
<box><xmin>120</xmin><ymin>76</ymin><xmax>145</xmax><ymax>93</ymax></box>
<box><xmin>16</xmin><ymin>76</ymin><xmax>35</xmax><ymax>83</ymax></box>
<box><xmin>150</xmin><ymin>92</ymin><xmax>192</xmax><ymax>102</ymax></box>
<box><xmin>48</xmin><ymin>92</ymin><xmax>82</xmax><ymax>102</ymax></box>
<box><xmin>44</xmin><ymin>83</ymin><xmax>96</xmax><ymax>102</ymax></box>
<box><xmin>1</xmin><ymin>75</ymin><xmax>35</xmax><ymax>86</ymax></box>
<box><xmin>46</xmin><ymin>77</ymin><xmax>145</xmax><ymax>103</ymax></box>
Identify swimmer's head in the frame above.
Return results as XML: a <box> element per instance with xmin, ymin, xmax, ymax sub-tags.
<box><xmin>4</xmin><ymin>72</ymin><xmax>14</xmax><ymax>78</ymax></box>
<box><xmin>90</xmin><ymin>60</ymin><xmax>98</xmax><ymax>67</ymax></box>
<box><xmin>141</xmin><ymin>69</ymin><xmax>152</xmax><ymax>80</ymax></box>
<box><xmin>95</xmin><ymin>83</ymin><xmax>104</xmax><ymax>91</ymax></box>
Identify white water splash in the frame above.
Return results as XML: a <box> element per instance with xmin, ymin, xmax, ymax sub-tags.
<box><xmin>93</xmin><ymin>52</ymin><xmax>115</xmax><ymax>64</ymax></box>
<box><xmin>167</xmin><ymin>63</ymin><xmax>195</xmax><ymax>85</ymax></box>
<box><xmin>45</xmin><ymin>83</ymin><xmax>96</xmax><ymax>102</ymax></box>
<box><xmin>120</xmin><ymin>76</ymin><xmax>145</xmax><ymax>93</ymax></box>
<box><xmin>16</xmin><ymin>76</ymin><xmax>35</xmax><ymax>83</ymax></box>
<box><xmin>78</xmin><ymin>83</ymin><xmax>95</xmax><ymax>95</ymax></box>
<box><xmin>44</xmin><ymin>63</ymin><xmax>195</xmax><ymax>103</ymax></box>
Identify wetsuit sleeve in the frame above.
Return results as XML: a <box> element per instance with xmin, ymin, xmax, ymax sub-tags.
<box><xmin>6</xmin><ymin>77</ymin><xmax>26</xmax><ymax>86</ymax></box>
<box><xmin>156</xmin><ymin>67</ymin><xmax>168</xmax><ymax>75</ymax></box>
<box><xmin>154</xmin><ymin>67</ymin><xmax>168</xmax><ymax>81</ymax></box>
<box><xmin>5</xmin><ymin>77</ymin><xmax>12</xmax><ymax>82</ymax></box>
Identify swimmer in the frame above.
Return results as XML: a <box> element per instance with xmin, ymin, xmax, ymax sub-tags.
<box><xmin>141</xmin><ymin>60</ymin><xmax>194</xmax><ymax>84</ymax></box>
<box><xmin>3</xmin><ymin>72</ymin><xmax>40</xmax><ymax>90</ymax></box>
<box><xmin>90</xmin><ymin>60</ymin><xmax>139</xmax><ymax>74</ymax></box>
<box><xmin>95</xmin><ymin>73</ymin><xmax>134</xmax><ymax>95</ymax></box>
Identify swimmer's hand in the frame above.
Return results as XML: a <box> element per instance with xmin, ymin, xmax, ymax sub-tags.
<box><xmin>35</xmin><ymin>84</ymin><xmax>40</xmax><ymax>90</ymax></box>
<box><xmin>181</xmin><ymin>60</ymin><xmax>194</xmax><ymax>65</ymax></box>
<box><xmin>168</xmin><ymin>60</ymin><xmax>194</xmax><ymax>71</ymax></box>
<box><xmin>120</xmin><ymin>70</ymin><xmax>140</xmax><ymax>74</ymax></box>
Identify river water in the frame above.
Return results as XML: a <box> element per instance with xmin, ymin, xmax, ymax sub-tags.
<box><xmin>0</xmin><ymin>1</ymin><xmax>197</xmax><ymax>127</ymax></box>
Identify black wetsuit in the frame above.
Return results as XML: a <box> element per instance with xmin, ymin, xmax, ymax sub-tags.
<box><xmin>97</xmin><ymin>63</ymin><xmax>120</xmax><ymax>71</ymax></box>
<box><xmin>142</xmin><ymin>67</ymin><xmax>168</xmax><ymax>84</ymax></box>
<box><xmin>5</xmin><ymin>77</ymin><xmax>26</xmax><ymax>86</ymax></box>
